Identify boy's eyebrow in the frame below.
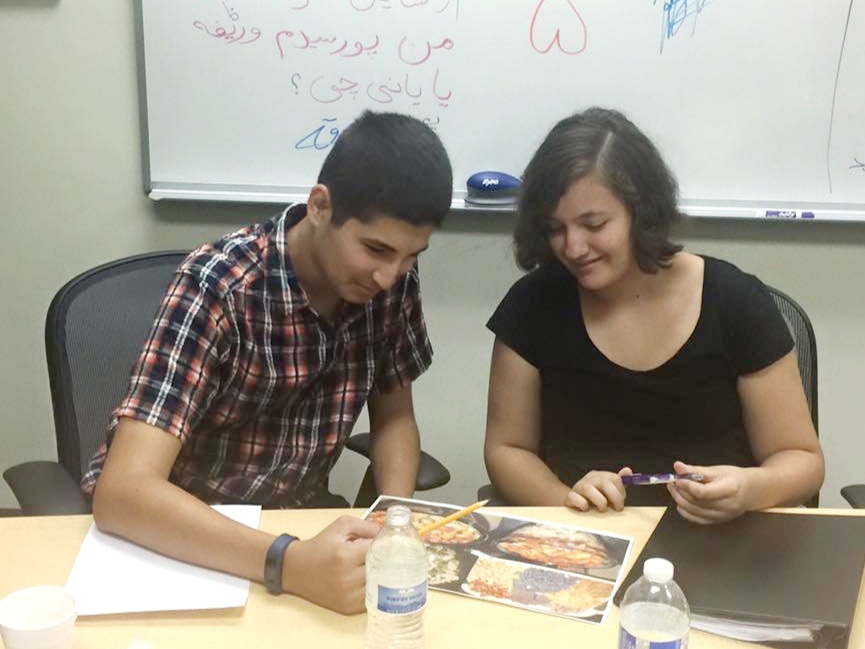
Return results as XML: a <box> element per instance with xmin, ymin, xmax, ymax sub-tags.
<box><xmin>363</xmin><ymin>237</ymin><xmax>429</xmax><ymax>256</ymax></box>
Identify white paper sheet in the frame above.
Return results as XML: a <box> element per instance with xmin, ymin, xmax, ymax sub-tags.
<box><xmin>65</xmin><ymin>504</ymin><xmax>262</xmax><ymax>615</ymax></box>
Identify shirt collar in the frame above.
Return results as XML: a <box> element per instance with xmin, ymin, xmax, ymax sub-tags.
<box><xmin>276</xmin><ymin>203</ymin><xmax>370</xmax><ymax>329</ymax></box>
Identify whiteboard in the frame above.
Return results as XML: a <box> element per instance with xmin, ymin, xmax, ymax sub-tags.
<box><xmin>136</xmin><ymin>0</ymin><xmax>865</xmax><ymax>221</ymax></box>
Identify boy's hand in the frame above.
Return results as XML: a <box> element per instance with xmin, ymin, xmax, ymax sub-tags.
<box><xmin>281</xmin><ymin>516</ymin><xmax>381</xmax><ymax>614</ymax></box>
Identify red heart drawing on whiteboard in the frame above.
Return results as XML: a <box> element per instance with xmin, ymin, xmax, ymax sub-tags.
<box><xmin>529</xmin><ymin>0</ymin><xmax>588</xmax><ymax>55</ymax></box>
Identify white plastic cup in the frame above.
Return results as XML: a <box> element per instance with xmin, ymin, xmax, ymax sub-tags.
<box><xmin>0</xmin><ymin>586</ymin><xmax>77</xmax><ymax>649</ymax></box>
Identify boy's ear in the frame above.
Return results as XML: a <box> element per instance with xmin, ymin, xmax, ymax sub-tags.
<box><xmin>306</xmin><ymin>184</ymin><xmax>333</xmax><ymax>227</ymax></box>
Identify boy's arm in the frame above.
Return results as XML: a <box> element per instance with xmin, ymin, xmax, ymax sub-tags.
<box><xmin>366</xmin><ymin>383</ymin><xmax>420</xmax><ymax>497</ymax></box>
<box><xmin>93</xmin><ymin>417</ymin><xmax>379</xmax><ymax>614</ymax></box>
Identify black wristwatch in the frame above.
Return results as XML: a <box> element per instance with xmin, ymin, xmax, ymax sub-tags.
<box><xmin>264</xmin><ymin>533</ymin><xmax>298</xmax><ymax>595</ymax></box>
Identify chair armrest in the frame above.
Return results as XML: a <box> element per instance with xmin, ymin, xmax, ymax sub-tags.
<box><xmin>346</xmin><ymin>433</ymin><xmax>450</xmax><ymax>492</ymax></box>
<box><xmin>841</xmin><ymin>484</ymin><xmax>865</xmax><ymax>509</ymax></box>
<box><xmin>3</xmin><ymin>461</ymin><xmax>91</xmax><ymax>516</ymax></box>
<box><xmin>476</xmin><ymin>483</ymin><xmax>496</xmax><ymax>502</ymax></box>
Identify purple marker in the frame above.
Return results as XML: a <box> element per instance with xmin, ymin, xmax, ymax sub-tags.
<box><xmin>621</xmin><ymin>472</ymin><xmax>704</xmax><ymax>486</ymax></box>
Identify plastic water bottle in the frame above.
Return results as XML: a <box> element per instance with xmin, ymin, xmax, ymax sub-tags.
<box><xmin>619</xmin><ymin>557</ymin><xmax>690</xmax><ymax>649</ymax></box>
<box><xmin>365</xmin><ymin>505</ymin><xmax>428</xmax><ymax>649</ymax></box>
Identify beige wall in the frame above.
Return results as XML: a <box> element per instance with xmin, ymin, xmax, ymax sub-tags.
<box><xmin>1</xmin><ymin>0</ymin><xmax>862</xmax><ymax>510</ymax></box>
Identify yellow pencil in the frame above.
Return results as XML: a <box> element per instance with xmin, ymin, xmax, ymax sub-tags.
<box><xmin>417</xmin><ymin>500</ymin><xmax>489</xmax><ymax>537</ymax></box>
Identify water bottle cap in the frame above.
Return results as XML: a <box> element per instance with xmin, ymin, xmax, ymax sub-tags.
<box><xmin>384</xmin><ymin>504</ymin><xmax>412</xmax><ymax>527</ymax></box>
<box><xmin>643</xmin><ymin>557</ymin><xmax>674</xmax><ymax>583</ymax></box>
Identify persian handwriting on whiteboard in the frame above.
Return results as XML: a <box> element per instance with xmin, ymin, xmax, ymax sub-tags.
<box><xmin>294</xmin><ymin>113</ymin><xmax>441</xmax><ymax>153</ymax></box>
<box><xmin>190</xmin><ymin>0</ymin><xmax>728</xmax><ymax>59</ymax></box>
<box><xmin>309</xmin><ymin>77</ymin><xmax>360</xmax><ymax>104</ymax></box>
<box><xmin>307</xmin><ymin>69</ymin><xmax>452</xmax><ymax>107</ymax></box>
<box><xmin>295</xmin><ymin>118</ymin><xmax>340</xmax><ymax>150</ymax></box>
<box><xmin>193</xmin><ymin>0</ymin><xmax>459</xmax><ymax>106</ymax></box>
<box><xmin>275</xmin><ymin>30</ymin><xmax>382</xmax><ymax>58</ymax></box>
<box><xmin>430</xmin><ymin>68</ymin><xmax>452</xmax><ymax>104</ymax></box>
<box><xmin>285</xmin><ymin>0</ymin><xmax>459</xmax><ymax>16</ymax></box>
<box><xmin>398</xmin><ymin>37</ymin><xmax>454</xmax><ymax>65</ymax></box>
<box><xmin>349</xmin><ymin>0</ymin><xmax>458</xmax><ymax>14</ymax></box>
<box><xmin>276</xmin><ymin>32</ymin><xmax>455</xmax><ymax>64</ymax></box>
<box><xmin>222</xmin><ymin>1</ymin><xmax>238</xmax><ymax>21</ymax></box>
<box><xmin>529</xmin><ymin>0</ymin><xmax>588</xmax><ymax>55</ymax></box>
<box><xmin>361</xmin><ymin>72</ymin><xmax>426</xmax><ymax>104</ymax></box>
<box><xmin>193</xmin><ymin>21</ymin><xmax>262</xmax><ymax>44</ymax></box>
<box><xmin>332</xmin><ymin>35</ymin><xmax>381</xmax><ymax>57</ymax></box>
<box><xmin>851</xmin><ymin>158</ymin><xmax>865</xmax><ymax>172</ymax></box>
<box><xmin>192</xmin><ymin>2</ymin><xmax>261</xmax><ymax>45</ymax></box>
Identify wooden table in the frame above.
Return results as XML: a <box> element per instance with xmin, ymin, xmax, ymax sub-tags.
<box><xmin>1</xmin><ymin>507</ymin><xmax>863</xmax><ymax>649</ymax></box>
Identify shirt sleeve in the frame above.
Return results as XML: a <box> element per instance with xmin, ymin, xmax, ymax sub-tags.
<box><xmin>716</xmin><ymin>261</ymin><xmax>795</xmax><ymax>375</ymax></box>
<box><xmin>373</xmin><ymin>266</ymin><xmax>433</xmax><ymax>393</ymax></box>
<box><xmin>486</xmin><ymin>271</ymin><xmax>541</xmax><ymax>367</ymax></box>
<box><xmin>111</xmin><ymin>267</ymin><xmax>231</xmax><ymax>443</ymax></box>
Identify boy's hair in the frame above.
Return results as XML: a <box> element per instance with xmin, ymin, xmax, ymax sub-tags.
<box><xmin>514</xmin><ymin>107</ymin><xmax>683</xmax><ymax>272</ymax></box>
<box><xmin>318</xmin><ymin>111</ymin><xmax>453</xmax><ymax>227</ymax></box>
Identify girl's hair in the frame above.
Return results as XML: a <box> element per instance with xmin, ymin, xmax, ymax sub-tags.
<box><xmin>514</xmin><ymin>107</ymin><xmax>683</xmax><ymax>271</ymax></box>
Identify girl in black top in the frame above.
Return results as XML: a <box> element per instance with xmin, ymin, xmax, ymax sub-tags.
<box><xmin>485</xmin><ymin>108</ymin><xmax>824</xmax><ymax>523</ymax></box>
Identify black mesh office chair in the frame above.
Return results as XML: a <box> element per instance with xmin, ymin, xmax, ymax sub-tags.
<box><xmin>766</xmin><ymin>286</ymin><xmax>820</xmax><ymax>508</ymax></box>
<box><xmin>3</xmin><ymin>251</ymin><xmax>448</xmax><ymax>515</ymax></box>
<box><xmin>767</xmin><ymin>286</ymin><xmax>865</xmax><ymax>509</ymax></box>
<box><xmin>840</xmin><ymin>485</ymin><xmax>865</xmax><ymax>508</ymax></box>
<box><xmin>768</xmin><ymin>287</ymin><xmax>818</xmax><ymax>429</ymax></box>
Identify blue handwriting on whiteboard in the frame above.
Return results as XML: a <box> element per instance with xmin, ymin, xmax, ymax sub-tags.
<box><xmin>653</xmin><ymin>0</ymin><xmax>716</xmax><ymax>52</ymax></box>
<box><xmin>295</xmin><ymin>118</ymin><xmax>340</xmax><ymax>150</ymax></box>
<box><xmin>850</xmin><ymin>157</ymin><xmax>865</xmax><ymax>172</ymax></box>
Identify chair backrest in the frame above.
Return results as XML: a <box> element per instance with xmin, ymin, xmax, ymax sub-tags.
<box><xmin>46</xmin><ymin>252</ymin><xmax>188</xmax><ymax>483</ymax></box>
<box><xmin>766</xmin><ymin>286</ymin><xmax>818</xmax><ymax>431</ymax></box>
<box><xmin>766</xmin><ymin>285</ymin><xmax>819</xmax><ymax>507</ymax></box>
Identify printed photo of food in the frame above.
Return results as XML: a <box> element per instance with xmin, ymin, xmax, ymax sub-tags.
<box><xmin>426</xmin><ymin>544</ymin><xmax>465</xmax><ymax>586</ymax></box>
<box><xmin>365</xmin><ymin>498</ymin><xmax>487</xmax><ymax>589</ymax></box>
<box><xmin>366</xmin><ymin>507</ymin><xmax>483</xmax><ymax>546</ymax></box>
<box><xmin>485</xmin><ymin>519</ymin><xmax>629</xmax><ymax>581</ymax></box>
<box><xmin>363</xmin><ymin>496</ymin><xmax>633</xmax><ymax>625</ymax></box>
<box><xmin>462</xmin><ymin>554</ymin><xmax>613</xmax><ymax>623</ymax></box>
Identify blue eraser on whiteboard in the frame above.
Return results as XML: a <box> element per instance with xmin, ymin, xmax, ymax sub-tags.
<box><xmin>465</xmin><ymin>171</ymin><xmax>521</xmax><ymax>205</ymax></box>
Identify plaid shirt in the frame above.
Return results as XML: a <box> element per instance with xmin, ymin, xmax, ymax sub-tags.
<box><xmin>81</xmin><ymin>205</ymin><xmax>433</xmax><ymax>507</ymax></box>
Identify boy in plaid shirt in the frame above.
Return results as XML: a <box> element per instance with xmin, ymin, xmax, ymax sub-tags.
<box><xmin>87</xmin><ymin>111</ymin><xmax>453</xmax><ymax>614</ymax></box>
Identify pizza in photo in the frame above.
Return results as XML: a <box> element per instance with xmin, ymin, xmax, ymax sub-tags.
<box><xmin>496</xmin><ymin>524</ymin><xmax>612</xmax><ymax>571</ymax></box>
<box><xmin>366</xmin><ymin>509</ymin><xmax>482</xmax><ymax>545</ymax></box>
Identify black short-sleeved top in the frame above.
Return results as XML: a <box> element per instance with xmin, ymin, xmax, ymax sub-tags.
<box><xmin>487</xmin><ymin>256</ymin><xmax>794</xmax><ymax>505</ymax></box>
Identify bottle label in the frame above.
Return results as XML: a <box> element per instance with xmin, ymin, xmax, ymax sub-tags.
<box><xmin>619</xmin><ymin>628</ymin><xmax>688</xmax><ymax>649</ymax></box>
<box><xmin>376</xmin><ymin>581</ymin><xmax>427</xmax><ymax>615</ymax></box>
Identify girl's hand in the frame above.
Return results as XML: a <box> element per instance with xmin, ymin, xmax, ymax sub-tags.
<box><xmin>667</xmin><ymin>460</ymin><xmax>753</xmax><ymax>524</ymax></box>
<box><xmin>566</xmin><ymin>467</ymin><xmax>633</xmax><ymax>512</ymax></box>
